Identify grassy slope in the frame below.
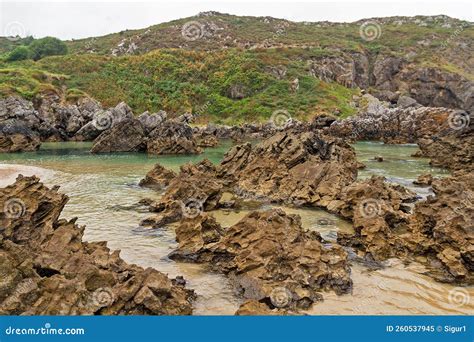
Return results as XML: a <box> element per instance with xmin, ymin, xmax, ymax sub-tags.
<box><xmin>0</xmin><ymin>48</ymin><xmax>359</xmax><ymax>124</ymax></box>
<box><xmin>0</xmin><ymin>13</ymin><xmax>472</xmax><ymax>124</ymax></box>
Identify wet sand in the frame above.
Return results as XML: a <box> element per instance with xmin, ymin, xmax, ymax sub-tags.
<box><xmin>0</xmin><ymin>164</ymin><xmax>55</xmax><ymax>188</ymax></box>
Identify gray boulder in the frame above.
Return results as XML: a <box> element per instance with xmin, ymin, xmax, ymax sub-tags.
<box><xmin>91</xmin><ymin>118</ymin><xmax>146</xmax><ymax>153</ymax></box>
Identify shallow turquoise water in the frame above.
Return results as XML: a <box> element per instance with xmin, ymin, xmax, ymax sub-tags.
<box><xmin>1</xmin><ymin>141</ymin><xmax>469</xmax><ymax>315</ymax></box>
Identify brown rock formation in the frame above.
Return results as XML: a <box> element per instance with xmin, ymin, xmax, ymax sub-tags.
<box><xmin>196</xmin><ymin>134</ymin><xmax>219</xmax><ymax>148</ymax></box>
<box><xmin>141</xmin><ymin>160</ymin><xmax>225</xmax><ymax>227</ymax></box>
<box><xmin>417</xmin><ymin>114</ymin><xmax>473</xmax><ymax>172</ymax></box>
<box><xmin>219</xmin><ymin>131</ymin><xmax>358</xmax><ymax>207</ymax></box>
<box><xmin>139</xmin><ymin>163</ymin><xmax>177</xmax><ymax>190</ymax></box>
<box><xmin>170</xmin><ymin>209</ymin><xmax>352</xmax><ymax>311</ymax></box>
<box><xmin>147</xmin><ymin>121</ymin><xmax>201</xmax><ymax>155</ymax></box>
<box><xmin>0</xmin><ymin>175</ymin><xmax>194</xmax><ymax>315</ymax></box>
<box><xmin>406</xmin><ymin>172</ymin><xmax>473</xmax><ymax>284</ymax></box>
<box><xmin>333</xmin><ymin>176</ymin><xmax>418</xmax><ymax>260</ymax></box>
<box><xmin>413</xmin><ymin>173</ymin><xmax>433</xmax><ymax>186</ymax></box>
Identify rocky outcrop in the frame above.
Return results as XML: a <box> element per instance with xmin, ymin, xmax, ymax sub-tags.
<box><xmin>406</xmin><ymin>172</ymin><xmax>473</xmax><ymax>284</ymax></box>
<box><xmin>141</xmin><ymin>160</ymin><xmax>224</xmax><ymax>227</ymax></box>
<box><xmin>326</xmin><ymin>95</ymin><xmax>459</xmax><ymax>143</ymax></box>
<box><xmin>196</xmin><ymin>134</ymin><xmax>219</xmax><ymax>148</ymax></box>
<box><xmin>141</xmin><ymin>131</ymin><xmax>359</xmax><ymax>226</ymax></box>
<box><xmin>219</xmin><ymin>131</ymin><xmax>358</xmax><ymax>207</ymax></box>
<box><xmin>193</xmin><ymin>123</ymin><xmax>277</xmax><ymax>141</ymax></box>
<box><xmin>332</xmin><ymin>173</ymin><xmax>473</xmax><ymax>285</ymax></box>
<box><xmin>137</xmin><ymin>110</ymin><xmax>167</xmax><ymax>134</ymax></box>
<box><xmin>413</xmin><ymin>173</ymin><xmax>433</xmax><ymax>186</ymax></box>
<box><xmin>308</xmin><ymin>52</ymin><xmax>474</xmax><ymax>113</ymax></box>
<box><xmin>147</xmin><ymin>120</ymin><xmax>201</xmax><ymax>155</ymax></box>
<box><xmin>139</xmin><ymin>163</ymin><xmax>177</xmax><ymax>190</ymax></box>
<box><xmin>417</xmin><ymin>113</ymin><xmax>473</xmax><ymax>171</ymax></box>
<box><xmin>170</xmin><ymin>209</ymin><xmax>352</xmax><ymax>311</ymax></box>
<box><xmin>0</xmin><ymin>120</ymin><xmax>41</xmax><ymax>152</ymax></box>
<box><xmin>0</xmin><ymin>176</ymin><xmax>194</xmax><ymax>315</ymax></box>
<box><xmin>235</xmin><ymin>300</ymin><xmax>284</xmax><ymax>315</ymax></box>
<box><xmin>333</xmin><ymin>176</ymin><xmax>418</xmax><ymax>260</ymax></box>
<box><xmin>90</xmin><ymin>119</ymin><xmax>146</xmax><ymax>153</ymax></box>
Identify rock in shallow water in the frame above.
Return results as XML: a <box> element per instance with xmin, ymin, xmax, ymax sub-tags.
<box><xmin>91</xmin><ymin>118</ymin><xmax>146</xmax><ymax>153</ymax></box>
<box><xmin>170</xmin><ymin>209</ymin><xmax>353</xmax><ymax>312</ymax></box>
<box><xmin>147</xmin><ymin>120</ymin><xmax>201</xmax><ymax>155</ymax></box>
<box><xmin>139</xmin><ymin>163</ymin><xmax>177</xmax><ymax>190</ymax></box>
<box><xmin>219</xmin><ymin>130</ymin><xmax>359</xmax><ymax>207</ymax></box>
<box><xmin>0</xmin><ymin>175</ymin><xmax>194</xmax><ymax>315</ymax></box>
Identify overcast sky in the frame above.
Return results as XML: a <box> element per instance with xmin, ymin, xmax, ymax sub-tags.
<box><xmin>1</xmin><ymin>0</ymin><xmax>473</xmax><ymax>40</ymax></box>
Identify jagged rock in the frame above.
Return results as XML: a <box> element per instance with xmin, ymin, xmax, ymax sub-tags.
<box><xmin>417</xmin><ymin>114</ymin><xmax>473</xmax><ymax>171</ymax></box>
<box><xmin>219</xmin><ymin>131</ymin><xmax>358</xmax><ymax>207</ymax></box>
<box><xmin>170</xmin><ymin>209</ymin><xmax>352</xmax><ymax>311</ymax></box>
<box><xmin>75</xmin><ymin>102</ymin><xmax>134</xmax><ymax>141</ymax></box>
<box><xmin>139</xmin><ymin>163</ymin><xmax>177</xmax><ymax>190</ymax></box>
<box><xmin>137</xmin><ymin>110</ymin><xmax>167</xmax><ymax>134</ymax></box>
<box><xmin>74</xmin><ymin>121</ymin><xmax>103</xmax><ymax>141</ymax></box>
<box><xmin>196</xmin><ymin>134</ymin><xmax>219</xmax><ymax>148</ymax></box>
<box><xmin>147</xmin><ymin>120</ymin><xmax>201</xmax><ymax>155</ymax></box>
<box><xmin>0</xmin><ymin>97</ymin><xmax>39</xmax><ymax>125</ymax></box>
<box><xmin>235</xmin><ymin>300</ymin><xmax>285</xmax><ymax>315</ymax></box>
<box><xmin>141</xmin><ymin>160</ymin><xmax>223</xmax><ymax>227</ymax></box>
<box><xmin>170</xmin><ymin>214</ymin><xmax>225</xmax><ymax>261</ymax></box>
<box><xmin>0</xmin><ymin>120</ymin><xmax>41</xmax><ymax>152</ymax></box>
<box><xmin>413</xmin><ymin>173</ymin><xmax>433</xmax><ymax>186</ymax></box>
<box><xmin>90</xmin><ymin>119</ymin><xmax>146</xmax><ymax>153</ymax></box>
<box><xmin>333</xmin><ymin>176</ymin><xmax>418</xmax><ymax>260</ymax></box>
<box><xmin>406</xmin><ymin>172</ymin><xmax>474</xmax><ymax>284</ymax></box>
<box><xmin>309</xmin><ymin>114</ymin><xmax>337</xmax><ymax>130</ymax></box>
<box><xmin>327</xmin><ymin>105</ymin><xmax>457</xmax><ymax>144</ymax></box>
<box><xmin>0</xmin><ymin>175</ymin><xmax>194</xmax><ymax>315</ymax></box>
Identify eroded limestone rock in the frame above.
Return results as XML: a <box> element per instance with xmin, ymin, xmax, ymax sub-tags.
<box><xmin>0</xmin><ymin>176</ymin><xmax>194</xmax><ymax>315</ymax></box>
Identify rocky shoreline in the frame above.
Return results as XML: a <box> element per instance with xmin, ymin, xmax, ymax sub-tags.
<box><xmin>0</xmin><ymin>91</ymin><xmax>472</xmax><ymax>315</ymax></box>
<box><xmin>0</xmin><ymin>175</ymin><xmax>194</xmax><ymax>315</ymax></box>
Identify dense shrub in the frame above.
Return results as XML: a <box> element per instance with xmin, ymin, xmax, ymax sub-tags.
<box><xmin>6</xmin><ymin>46</ymin><xmax>30</xmax><ymax>61</ymax></box>
<box><xmin>29</xmin><ymin>37</ymin><xmax>68</xmax><ymax>61</ymax></box>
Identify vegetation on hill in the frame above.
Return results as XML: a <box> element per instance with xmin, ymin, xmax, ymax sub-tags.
<box><xmin>0</xmin><ymin>12</ymin><xmax>472</xmax><ymax>124</ymax></box>
<box><xmin>0</xmin><ymin>48</ymin><xmax>358</xmax><ymax>123</ymax></box>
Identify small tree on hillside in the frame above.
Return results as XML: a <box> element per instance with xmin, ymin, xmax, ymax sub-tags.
<box><xmin>6</xmin><ymin>46</ymin><xmax>31</xmax><ymax>61</ymax></box>
<box><xmin>29</xmin><ymin>37</ymin><xmax>68</xmax><ymax>61</ymax></box>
